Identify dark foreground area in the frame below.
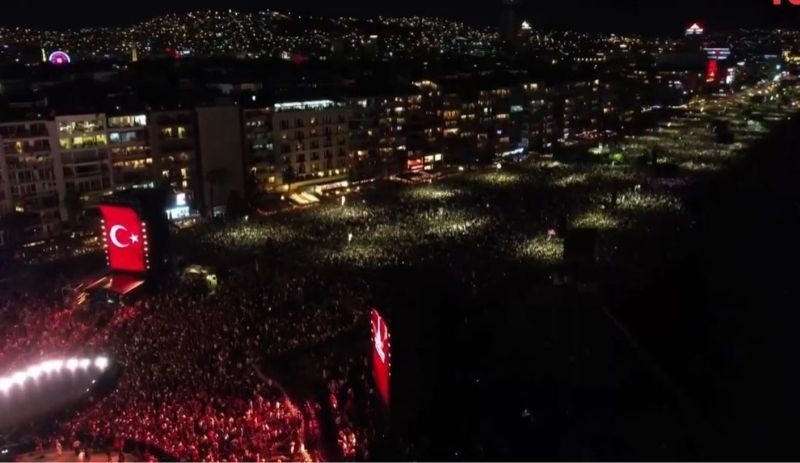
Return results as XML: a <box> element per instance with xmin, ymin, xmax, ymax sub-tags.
<box><xmin>2</xmin><ymin>112</ymin><xmax>799</xmax><ymax>462</ymax></box>
<box><xmin>623</xmin><ymin>115</ymin><xmax>800</xmax><ymax>459</ymax></box>
<box><xmin>375</xmin><ymin>116</ymin><xmax>800</xmax><ymax>460</ymax></box>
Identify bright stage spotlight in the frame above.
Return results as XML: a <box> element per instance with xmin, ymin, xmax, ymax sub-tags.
<box><xmin>27</xmin><ymin>364</ymin><xmax>43</xmax><ymax>380</ymax></box>
<box><xmin>94</xmin><ymin>356</ymin><xmax>110</xmax><ymax>370</ymax></box>
<box><xmin>42</xmin><ymin>359</ymin><xmax>64</xmax><ymax>373</ymax></box>
<box><xmin>11</xmin><ymin>371</ymin><xmax>27</xmax><ymax>386</ymax></box>
<box><xmin>0</xmin><ymin>378</ymin><xmax>12</xmax><ymax>393</ymax></box>
<box><xmin>66</xmin><ymin>358</ymin><xmax>79</xmax><ymax>371</ymax></box>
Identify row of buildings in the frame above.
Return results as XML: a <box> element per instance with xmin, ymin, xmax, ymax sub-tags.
<box><xmin>0</xmin><ymin>70</ymin><xmax>692</xmax><ymax>245</ymax></box>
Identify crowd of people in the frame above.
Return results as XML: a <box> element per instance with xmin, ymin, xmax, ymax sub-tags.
<box><xmin>0</xmin><ymin>79</ymin><xmax>795</xmax><ymax>462</ymax></box>
<box><xmin>0</xmin><ymin>257</ymin><xmax>373</xmax><ymax>461</ymax></box>
<box><xmin>0</xmin><ymin>291</ymin><xmax>110</xmax><ymax>372</ymax></box>
<box><xmin>52</xmin><ymin>261</ymin><xmax>376</xmax><ymax>461</ymax></box>
<box><xmin>314</xmin><ymin>348</ymin><xmax>379</xmax><ymax>461</ymax></box>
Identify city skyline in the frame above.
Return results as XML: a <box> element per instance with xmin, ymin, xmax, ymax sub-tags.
<box><xmin>2</xmin><ymin>0</ymin><xmax>800</xmax><ymax>33</ymax></box>
<box><xmin>3</xmin><ymin>0</ymin><xmax>800</xmax><ymax>461</ymax></box>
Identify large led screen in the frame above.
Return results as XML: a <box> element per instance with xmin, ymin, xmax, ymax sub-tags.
<box><xmin>99</xmin><ymin>205</ymin><xmax>147</xmax><ymax>273</ymax></box>
<box><xmin>370</xmin><ymin>308</ymin><xmax>391</xmax><ymax>406</ymax></box>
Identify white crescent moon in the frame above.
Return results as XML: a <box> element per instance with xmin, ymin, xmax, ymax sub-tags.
<box><xmin>374</xmin><ymin>317</ymin><xmax>386</xmax><ymax>362</ymax></box>
<box><xmin>109</xmin><ymin>225</ymin><xmax>130</xmax><ymax>248</ymax></box>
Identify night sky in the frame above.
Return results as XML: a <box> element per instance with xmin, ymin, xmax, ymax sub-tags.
<box><xmin>2</xmin><ymin>0</ymin><xmax>800</xmax><ymax>33</ymax></box>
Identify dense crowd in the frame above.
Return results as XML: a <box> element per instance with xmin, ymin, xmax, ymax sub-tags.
<box><xmin>314</xmin><ymin>348</ymin><xmax>378</xmax><ymax>461</ymax></box>
<box><xmin>0</xmin><ymin>292</ymin><xmax>109</xmax><ymax>372</ymax></box>
<box><xmin>0</xmin><ymin>80</ymin><xmax>796</xmax><ymax>462</ymax></box>
<box><xmin>0</xmin><ymin>258</ymin><xmax>371</xmax><ymax>461</ymax></box>
<box><xmin>52</xmin><ymin>262</ymin><xmax>373</xmax><ymax>461</ymax></box>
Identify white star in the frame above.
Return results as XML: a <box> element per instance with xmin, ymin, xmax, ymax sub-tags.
<box><xmin>374</xmin><ymin>320</ymin><xmax>386</xmax><ymax>362</ymax></box>
<box><xmin>130</xmin><ymin>234</ymin><xmax>139</xmax><ymax>244</ymax></box>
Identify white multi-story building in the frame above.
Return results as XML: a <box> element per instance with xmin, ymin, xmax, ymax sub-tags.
<box><xmin>270</xmin><ymin>100</ymin><xmax>350</xmax><ymax>190</ymax></box>
<box><xmin>243</xmin><ymin>107</ymin><xmax>276</xmax><ymax>190</ymax></box>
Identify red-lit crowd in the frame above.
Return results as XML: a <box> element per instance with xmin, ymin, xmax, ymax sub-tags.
<box><xmin>0</xmin><ymin>261</ymin><xmax>372</xmax><ymax>462</ymax></box>
<box><xmin>315</xmin><ymin>348</ymin><xmax>381</xmax><ymax>461</ymax></box>
<box><xmin>0</xmin><ymin>292</ymin><xmax>109</xmax><ymax>372</ymax></box>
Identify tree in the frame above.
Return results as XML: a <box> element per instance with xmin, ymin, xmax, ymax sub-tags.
<box><xmin>0</xmin><ymin>212</ymin><xmax>39</xmax><ymax>248</ymax></box>
<box><xmin>64</xmin><ymin>190</ymin><xmax>83</xmax><ymax>224</ymax></box>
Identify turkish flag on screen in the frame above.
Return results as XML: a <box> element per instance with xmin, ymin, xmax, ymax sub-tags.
<box><xmin>99</xmin><ymin>205</ymin><xmax>146</xmax><ymax>273</ymax></box>
<box><xmin>370</xmin><ymin>309</ymin><xmax>391</xmax><ymax>406</ymax></box>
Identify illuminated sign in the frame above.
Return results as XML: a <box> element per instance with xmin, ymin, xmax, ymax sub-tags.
<box><xmin>274</xmin><ymin>100</ymin><xmax>336</xmax><ymax>111</ymax></box>
<box><xmin>706</xmin><ymin>59</ymin><xmax>719</xmax><ymax>83</ymax></box>
<box><xmin>685</xmin><ymin>23</ymin><xmax>704</xmax><ymax>36</ymax></box>
<box><xmin>48</xmin><ymin>51</ymin><xmax>71</xmax><ymax>65</ymax></box>
<box><xmin>726</xmin><ymin>68</ymin><xmax>736</xmax><ymax>85</ymax></box>
<box><xmin>166</xmin><ymin>206</ymin><xmax>191</xmax><ymax>220</ymax></box>
<box><xmin>500</xmin><ymin>147</ymin><xmax>525</xmax><ymax>157</ymax></box>
<box><xmin>407</xmin><ymin>157</ymin><xmax>424</xmax><ymax>172</ymax></box>
<box><xmin>98</xmin><ymin>205</ymin><xmax>148</xmax><ymax>273</ymax></box>
<box><xmin>704</xmin><ymin>48</ymin><xmax>731</xmax><ymax>60</ymax></box>
<box><xmin>370</xmin><ymin>309</ymin><xmax>391</xmax><ymax>405</ymax></box>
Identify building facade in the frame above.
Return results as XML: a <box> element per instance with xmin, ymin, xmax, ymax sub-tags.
<box><xmin>196</xmin><ymin>105</ymin><xmax>246</xmax><ymax>214</ymax></box>
<box><xmin>244</xmin><ymin>100</ymin><xmax>350</xmax><ymax>192</ymax></box>
<box><xmin>0</xmin><ymin>119</ymin><xmax>62</xmax><ymax>239</ymax></box>
<box><xmin>54</xmin><ymin>113</ymin><xmax>113</xmax><ymax>220</ymax></box>
<box><xmin>149</xmin><ymin>109</ymin><xmax>200</xmax><ymax>204</ymax></box>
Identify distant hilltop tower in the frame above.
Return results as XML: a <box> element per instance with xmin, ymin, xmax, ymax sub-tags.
<box><xmin>130</xmin><ymin>44</ymin><xmax>139</xmax><ymax>63</ymax></box>
<box><xmin>685</xmin><ymin>22</ymin><xmax>704</xmax><ymax>37</ymax></box>
<box><xmin>499</xmin><ymin>0</ymin><xmax>519</xmax><ymax>42</ymax></box>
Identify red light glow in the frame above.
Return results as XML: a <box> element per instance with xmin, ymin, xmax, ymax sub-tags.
<box><xmin>706</xmin><ymin>59</ymin><xmax>718</xmax><ymax>83</ymax></box>
<box><xmin>370</xmin><ymin>309</ymin><xmax>391</xmax><ymax>405</ymax></box>
<box><xmin>99</xmin><ymin>205</ymin><xmax>147</xmax><ymax>273</ymax></box>
<box><xmin>407</xmin><ymin>158</ymin><xmax>424</xmax><ymax>172</ymax></box>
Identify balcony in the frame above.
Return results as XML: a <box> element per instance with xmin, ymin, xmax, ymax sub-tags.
<box><xmin>107</xmin><ymin>115</ymin><xmax>147</xmax><ymax>129</ymax></box>
<box><xmin>3</xmin><ymin>144</ymin><xmax>52</xmax><ymax>156</ymax></box>
<box><xmin>0</xmin><ymin>126</ymin><xmax>50</xmax><ymax>139</ymax></box>
<box><xmin>155</xmin><ymin>115</ymin><xmax>193</xmax><ymax>126</ymax></box>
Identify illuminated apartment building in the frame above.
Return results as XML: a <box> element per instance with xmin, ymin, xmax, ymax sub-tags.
<box><xmin>271</xmin><ymin>99</ymin><xmax>350</xmax><ymax>191</ymax></box>
<box><xmin>347</xmin><ymin>93</ymin><xmax>412</xmax><ymax>178</ymax></box>
<box><xmin>106</xmin><ymin>113</ymin><xmax>153</xmax><ymax>190</ymax></box>
<box><xmin>149</xmin><ymin>109</ymin><xmax>199</xmax><ymax>203</ymax></box>
<box><xmin>54</xmin><ymin>113</ymin><xmax>113</xmax><ymax>217</ymax></box>
<box><xmin>242</xmin><ymin>106</ymin><xmax>276</xmax><ymax>189</ymax></box>
<box><xmin>0</xmin><ymin>119</ymin><xmax>62</xmax><ymax>239</ymax></box>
